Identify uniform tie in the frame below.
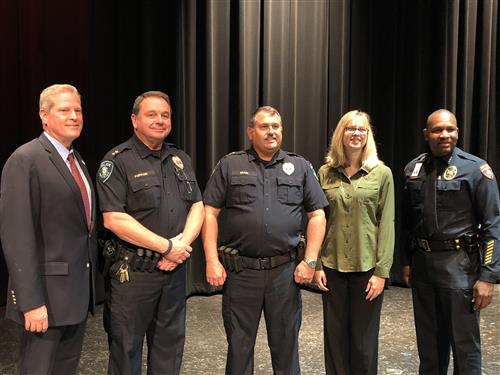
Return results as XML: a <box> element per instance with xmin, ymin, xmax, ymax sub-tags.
<box><xmin>423</xmin><ymin>159</ymin><xmax>438</xmax><ymax>237</ymax></box>
<box><xmin>68</xmin><ymin>153</ymin><xmax>91</xmax><ymax>229</ymax></box>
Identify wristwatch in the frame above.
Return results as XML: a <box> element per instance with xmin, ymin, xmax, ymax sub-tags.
<box><xmin>303</xmin><ymin>257</ymin><xmax>317</xmax><ymax>269</ymax></box>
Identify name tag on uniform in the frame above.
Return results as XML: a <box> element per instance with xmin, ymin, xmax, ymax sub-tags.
<box><xmin>410</xmin><ymin>162</ymin><xmax>422</xmax><ymax>179</ymax></box>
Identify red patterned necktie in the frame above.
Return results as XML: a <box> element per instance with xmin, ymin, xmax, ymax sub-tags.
<box><xmin>67</xmin><ymin>153</ymin><xmax>91</xmax><ymax>229</ymax></box>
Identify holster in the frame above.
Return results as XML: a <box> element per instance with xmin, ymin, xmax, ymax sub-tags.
<box><xmin>101</xmin><ymin>239</ymin><xmax>118</xmax><ymax>276</ymax></box>
<box><xmin>218</xmin><ymin>246</ymin><xmax>243</xmax><ymax>272</ymax></box>
<box><xmin>296</xmin><ymin>234</ymin><xmax>306</xmax><ymax>262</ymax></box>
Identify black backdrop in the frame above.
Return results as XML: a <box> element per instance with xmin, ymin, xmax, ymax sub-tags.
<box><xmin>1</xmin><ymin>0</ymin><xmax>498</xmax><ymax>304</ymax></box>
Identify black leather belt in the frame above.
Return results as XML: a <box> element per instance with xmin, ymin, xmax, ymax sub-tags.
<box><xmin>415</xmin><ymin>237</ymin><xmax>479</xmax><ymax>253</ymax></box>
<box><xmin>240</xmin><ymin>249</ymin><xmax>297</xmax><ymax>270</ymax></box>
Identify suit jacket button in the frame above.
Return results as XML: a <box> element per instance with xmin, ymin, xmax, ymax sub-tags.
<box><xmin>86</xmin><ymin>262</ymin><xmax>90</xmax><ymax>268</ymax></box>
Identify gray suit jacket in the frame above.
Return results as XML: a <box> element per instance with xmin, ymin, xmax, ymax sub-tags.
<box><xmin>0</xmin><ymin>133</ymin><xmax>98</xmax><ymax>326</ymax></box>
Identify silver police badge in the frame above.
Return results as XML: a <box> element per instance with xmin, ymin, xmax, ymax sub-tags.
<box><xmin>443</xmin><ymin>165</ymin><xmax>457</xmax><ymax>180</ymax></box>
<box><xmin>172</xmin><ymin>155</ymin><xmax>184</xmax><ymax>169</ymax></box>
<box><xmin>283</xmin><ymin>162</ymin><xmax>295</xmax><ymax>175</ymax></box>
<box><xmin>98</xmin><ymin>161</ymin><xmax>114</xmax><ymax>182</ymax></box>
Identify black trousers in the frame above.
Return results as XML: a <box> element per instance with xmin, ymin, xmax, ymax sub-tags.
<box><xmin>106</xmin><ymin>264</ymin><xmax>186</xmax><ymax>375</ymax></box>
<box><xmin>322</xmin><ymin>267</ymin><xmax>383</xmax><ymax>375</ymax></box>
<box><xmin>19</xmin><ymin>320</ymin><xmax>87</xmax><ymax>375</ymax></box>
<box><xmin>411</xmin><ymin>248</ymin><xmax>482</xmax><ymax>375</ymax></box>
<box><xmin>222</xmin><ymin>261</ymin><xmax>301</xmax><ymax>375</ymax></box>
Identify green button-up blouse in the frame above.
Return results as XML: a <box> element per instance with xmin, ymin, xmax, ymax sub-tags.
<box><xmin>317</xmin><ymin>162</ymin><xmax>395</xmax><ymax>278</ymax></box>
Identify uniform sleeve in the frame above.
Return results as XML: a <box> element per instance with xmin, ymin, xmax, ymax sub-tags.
<box><xmin>203</xmin><ymin>159</ymin><xmax>227</xmax><ymax>208</ymax></box>
<box><xmin>374</xmin><ymin>166</ymin><xmax>395</xmax><ymax>278</ymax></box>
<box><xmin>475</xmin><ymin>172</ymin><xmax>500</xmax><ymax>283</ymax></box>
<box><xmin>400</xmin><ymin>164</ymin><xmax>415</xmax><ymax>266</ymax></box>
<box><xmin>302</xmin><ymin>161</ymin><xmax>328</xmax><ymax>212</ymax></box>
<box><xmin>0</xmin><ymin>152</ymin><xmax>45</xmax><ymax>312</ymax></box>
<box><xmin>96</xmin><ymin>157</ymin><xmax>128</xmax><ymax>213</ymax></box>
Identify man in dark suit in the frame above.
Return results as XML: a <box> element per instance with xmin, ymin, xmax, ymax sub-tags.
<box><xmin>0</xmin><ymin>84</ymin><xmax>97</xmax><ymax>374</ymax></box>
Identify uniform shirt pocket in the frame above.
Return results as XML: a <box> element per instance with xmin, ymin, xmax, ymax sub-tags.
<box><xmin>357</xmin><ymin>182</ymin><xmax>379</xmax><ymax>205</ymax></box>
<box><xmin>128</xmin><ymin>176</ymin><xmax>161</xmax><ymax>211</ymax></box>
<box><xmin>322</xmin><ymin>181</ymin><xmax>341</xmax><ymax>206</ymax></box>
<box><xmin>227</xmin><ymin>175</ymin><xmax>257</xmax><ymax>205</ymax></box>
<box><xmin>436</xmin><ymin>180</ymin><xmax>464</xmax><ymax>209</ymax></box>
<box><xmin>277</xmin><ymin>176</ymin><xmax>303</xmax><ymax>205</ymax></box>
<box><xmin>406</xmin><ymin>180</ymin><xmax>423</xmax><ymax>205</ymax></box>
<box><xmin>174</xmin><ymin>169</ymin><xmax>197</xmax><ymax>201</ymax></box>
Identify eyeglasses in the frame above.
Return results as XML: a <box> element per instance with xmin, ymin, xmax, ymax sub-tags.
<box><xmin>345</xmin><ymin>127</ymin><xmax>368</xmax><ymax>135</ymax></box>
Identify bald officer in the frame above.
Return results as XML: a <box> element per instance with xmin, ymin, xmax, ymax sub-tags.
<box><xmin>403</xmin><ymin>109</ymin><xmax>500</xmax><ymax>374</ymax></box>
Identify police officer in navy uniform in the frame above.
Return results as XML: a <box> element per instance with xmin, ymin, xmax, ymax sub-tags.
<box><xmin>96</xmin><ymin>91</ymin><xmax>204</xmax><ymax>374</ymax></box>
<box><xmin>202</xmin><ymin>106</ymin><xmax>328</xmax><ymax>375</ymax></box>
<box><xmin>402</xmin><ymin>109</ymin><xmax>500</xmax><ymax>375</ymax></box>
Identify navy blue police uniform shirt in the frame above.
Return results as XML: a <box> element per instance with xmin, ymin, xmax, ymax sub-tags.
<box><xmin>403</xmin><ymin>147</ymin><xmax>500</xmax><ymax>283</ymax></box>
<box><xmin>96</xmin><ymin>135</ymin><xmax>202</xmax><ymax>239</ymax></box>
<box><xmin>203</xmin><ymin>148</ymin><xmax>328</xmax><ymax>258</ymax></box>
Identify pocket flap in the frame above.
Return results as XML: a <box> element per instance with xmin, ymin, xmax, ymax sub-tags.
<box><xmin>406</xmin><ymin>180</ymin><xmax>423</xmax><ymax>190</ymax></box>
<box><xmin>40</xmin><ymin>262</ymin><xmax>69</xmax><ymax>275</ymax></box>
<box><xmin>276</xmin><ymin>176</ymin><xmax>302</xmax><ymax>187</ymax></box>
<box><xmin>129</xmin><ymin>177</ymin><xmax>160</xmax><ymax>192</ymax></box>
<box><xmin>231</xmin><ymin>175</ymin><xmax>257</xmax><ymax>186</ymax></box>
<box><xmin>437</xmin><ymin>180</ymin><xmax>460</xmax><ymax>191</ymax></box>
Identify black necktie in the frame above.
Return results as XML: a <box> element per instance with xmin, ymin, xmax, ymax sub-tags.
<box><xmin>423</xmin><ymin>160</ymin><xmax>438</xmax><ymax>237</ymax></box>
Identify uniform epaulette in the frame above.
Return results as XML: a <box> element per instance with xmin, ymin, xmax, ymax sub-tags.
<box><xmin>223</xmin><ymin>151</ymin><xmax>246</xmax><ymax>158</ymax></box>
<box><xmin>415</xmin><ymin>153</ymin><xmax>427</xmax><ymax>162</ymax></box>
<box><xmin>285</xmin><ymin>151</ymin><xmax>302</xmax><ymax>158</ymax></box>
<box><xmin>166</xmin><ymin>142</ymin><xmax>180</xmax><ymax>150</ymax></box>
<box><xmin>106</xmin><ymin>140</ymin><xmax>130</xmax><ymax>159</ymax></box>
<box><xmin>455</xmin><ymin>148</ymin><xmax>481</xmax><ymax>163</ymax></box>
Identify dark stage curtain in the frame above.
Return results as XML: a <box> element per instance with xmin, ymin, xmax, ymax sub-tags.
<box><xmin>1</xmin><ymin>0</ymin><xmax>498</xmax><ymax>302</ymax></box>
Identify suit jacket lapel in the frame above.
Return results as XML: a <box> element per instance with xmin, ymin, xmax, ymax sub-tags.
<box><xmin>38</xmin><ymin>133</ymin><xmax>89</xmax><ymax>230</ymax></box>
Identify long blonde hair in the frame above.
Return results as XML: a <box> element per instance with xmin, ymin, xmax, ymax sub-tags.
<box><xmin>325</xmin><ymin>110</ymin><xmax>379</xmax><ymax>169</ymax></box>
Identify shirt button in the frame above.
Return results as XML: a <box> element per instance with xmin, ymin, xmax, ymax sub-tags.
<box><xmin>265</xmin><ymin>207</ymin><xmax>269</xmax><ymax>211</ymax></box>
<box><xmin>170</xmin><ymin>209</ymin><xmax>174</xmax><ymax>213</ymax></box>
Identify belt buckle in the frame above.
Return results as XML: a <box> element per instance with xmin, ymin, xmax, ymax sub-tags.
<box><xmin>418</xmin><ymin>238</ymin><xmax>431</xmax><ymax>252</ymax></box>
<box><xmin>258</xmin><ymin>257</ymin><xmax>270</xmax><ymax>270</ymax></box>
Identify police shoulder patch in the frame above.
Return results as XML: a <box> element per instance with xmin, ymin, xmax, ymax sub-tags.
<box><xmin>98</xmin><ymin>160</ymin><xmax>114</xmax><ymax>182</ymax></box>
<box><xmin>480</xmin><ymin>163</ymin><xmax>495</xmax><ymax>180</ymax></box>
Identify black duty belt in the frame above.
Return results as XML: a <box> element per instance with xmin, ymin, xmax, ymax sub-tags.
<box><xmin>116</xmin><ymin>242</ymin><xmax>161</xmax><ymax>272</ymax></box>
<box><xmin>218</xmin><ymin>246</ymin><xmax>297</xmax><ymax>272</ymax></box>
<box><xmin>240</xmin><ymin>249</ymin><xmax>297</xmax><ymax>270</ymax></box>
<box><xmin>415</xmin><ymin>236</ymin><xmax>479</xmax><ymax>253</ymax></box>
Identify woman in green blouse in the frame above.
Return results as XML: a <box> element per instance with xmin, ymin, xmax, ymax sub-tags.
<box><xmin>315</xmin><ymin>110</ymin><xmax>395</xmax><ymax>374</ymax></box>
